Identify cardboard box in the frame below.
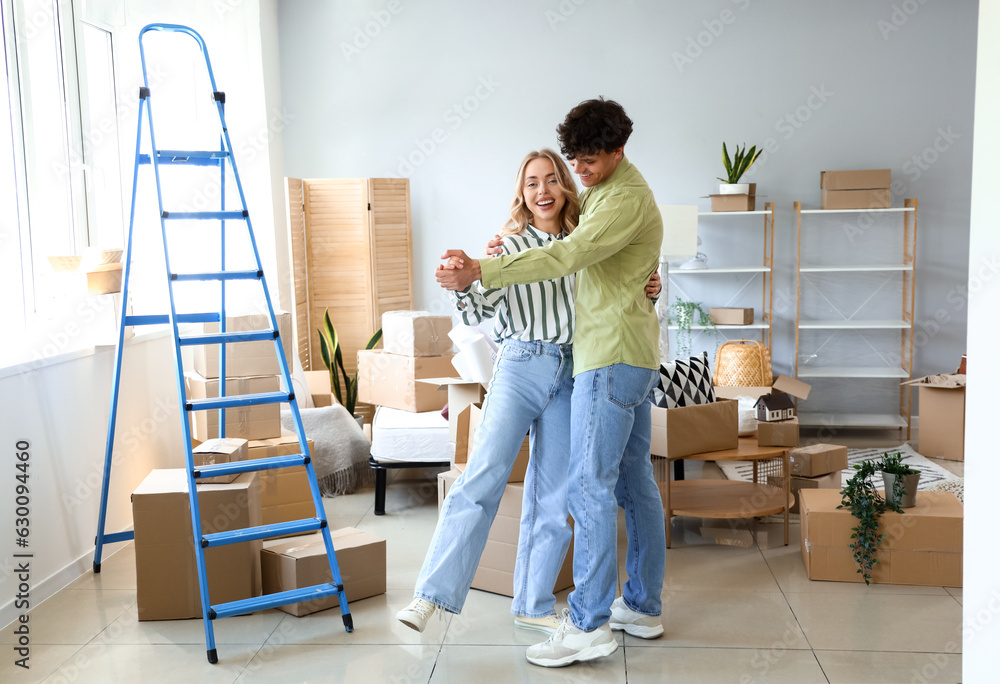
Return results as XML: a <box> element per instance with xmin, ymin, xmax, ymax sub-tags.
<box><xmin>438</xmin><ymin>469</ymin><xmax>573</xmax><ymax>597</ymax></box>
<box><xmin>356</xmin><ymin>350</ymin><xmax>456</xmax><ymax>412</ymax></box>
<box><xmin>821</xmin><ymin>188</ymin><xmax>892</xmax><ymax>210</ymax></box>
<box><xmin>85</xmin><ymin>263</ymin><xmax>123</xmax><ymax>294</ymax></box>
<box><xmin>788</xmin><ymin>443</ymin><xmax>849</xmax><ymax>477</ymax></box>
<box><xmin>454</xmin><ymin>403</ymin><xmax>529</xmax><ymax>483</ymax></box>
<box><xmin>710</xmin><ymin>194</ymin><xmax>755</xmax><ymax>212</ymax></box>
<box><xmin>185</xmin><ymin>372</ymin><xmax>282</xmax><ymax>442</ymax></box>
<box><xmin>757</xmin><ymin>416</ymin><xmax>800</xmax><ymax>447</ymax></box>
<box><xmin>192</xmin><ymin>437</ymin><xmax>248</xmax><ymax>484</ymax></box>
<box><xmin>260</xmin><ymin>529</ymin><xmax>386</xmax><ymax>616</ymax></box>
<box><xmin>304</xmin><ymin>370</ymin><xmax>335</xmax><ymax>408</ymax></box>
<box><xmin>382</xmin><ymin>311</ymin><xmax>455</xmax><ymax>357</ymax></box>
<box><xmin>417</xmin><ymin>377</ymin><xmax>488</xmax><ymax>442</ymax></box>
<box><xmin>650</xmin><ymin>399</ymin><xmax>738</xmax><ymax>459</ymax></box>
<box><xmin>247</xmin><ymin>430</ymin><xmax>315</xmax><ymax>527</ymax></box>
<box><xmin>768</xmin><ymin>471</ymin><xmax>840</xmax><ymax>514</ymax></box>
<box><xmin>905</xmin><ymin>374</ymin><xmax>966</xmax><ymax>461</ymax></box>
<box><xmin>800</xmin><ymin>489</ymin><xmax>962</xmax><ymax>586</ymax></box>
<box><xmin>714</xmin><ymin>375</ymin><xmax>810</xmax><ymax>402</ymax></box>
<box><xmin>190</xmin><ymin>311</ymin><xmax>293</xmax><ymax>379</ymax></box>
<box><xmin>132</xmin><ymin>470</ymin><xmax>262</xmax><ymax>621</ymax></box>
<box><xmin>820</xmin><ymin>169</ymin><xmax>891</xmax><ymax>191</ymax></box>
<box><xmin>710</xmin><ymin>307</ymin><xmax>754</xmax><ymax>325</ymax></box>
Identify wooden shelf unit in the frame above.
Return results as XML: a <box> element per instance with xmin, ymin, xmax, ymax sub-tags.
<box><xmin>667</xmin><ymin>203</ymin><xmax>775</xmax><ymax>357</ymax></box>
<box><xmin>794</xmin><ymin>199</ymin><xmax>917</xmax><ymax>436</ymax></box>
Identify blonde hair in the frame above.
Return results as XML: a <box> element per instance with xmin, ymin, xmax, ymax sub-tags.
<box><xmin>499</xmin><ymin>149</ymin><xmax>579</xmax><ymax>238</ymax></box>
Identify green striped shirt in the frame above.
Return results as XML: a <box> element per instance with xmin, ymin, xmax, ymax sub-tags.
<box><xmin>451</xmin><ymin>226</ymin><xmax>575</xmax><ymax>344</ymax></box>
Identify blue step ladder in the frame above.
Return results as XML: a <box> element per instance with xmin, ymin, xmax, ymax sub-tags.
<box><xmin>92</xmin><ymin>23</ymin><xmax>353</xmax><ymax>664</ymax></box>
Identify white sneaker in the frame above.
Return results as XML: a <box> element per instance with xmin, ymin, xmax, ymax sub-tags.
<box><xmin>513</xmin><ymin>613</ymin><xmax>562</xmax><ymax>635</ymax></box>
<box><xmin>526</xmin><ymin>609</ymin><xmax>618</xmax><ymax>668</ymax></box>
<box><xmin>396</xmin><ymin>597</ymin><xmax>436</xmax><ymax>633</ymax></box>
<box><xmin>609</xmin><ymin>596</ymin><xmax>664</xmax><ymax>639</ymax></box>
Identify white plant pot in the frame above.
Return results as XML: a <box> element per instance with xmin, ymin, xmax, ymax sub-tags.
<box><xmin>719</xmin><ymin>183</ymin><xmax>750</xmax><ymax>195</ymax></box>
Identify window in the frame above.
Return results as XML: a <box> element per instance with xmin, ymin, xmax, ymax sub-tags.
<box><xmin>1</xmin><ymin>0</ymin><xmax>125</xmax><ymax>365</ymax></box>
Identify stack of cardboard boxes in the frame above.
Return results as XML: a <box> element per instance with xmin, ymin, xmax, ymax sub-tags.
<box><xmin>132</xmin><ymin>311</ymin><xmax>387</xmax><ymax>621</ymax></box>
<box><xmin>357</xmin><ymin>311</ymin><xmax>456</xmax><ymax>413</ymax></box>
<box><xmin>820</xmin><ymin>169</ymin><xmax>892</xmax><ymax>210</ymax></box>
<box><xmin>768</xmin><ymin>443</ymin><xmax>849</xmax><ymax>514</ymax></box>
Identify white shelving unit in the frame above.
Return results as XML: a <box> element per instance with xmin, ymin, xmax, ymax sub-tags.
<box><xmin>666</xmin><ymin>202</ymin><xmax>774</xmax><ymax>358</ymax></box>
<box><xmin>794</xmin><ymin>199</ymin><xmax>917</xmax><ymax>436</ymax></box>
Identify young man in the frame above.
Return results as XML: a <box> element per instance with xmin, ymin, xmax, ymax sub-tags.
<box><xmin>436</xmin><ymin>97</ymin><xmax>666</xmax><ymax>668</ymax></box>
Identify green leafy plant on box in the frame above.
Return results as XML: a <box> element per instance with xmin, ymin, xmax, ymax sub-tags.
<box><xmin>317</xmin><ymin>309</ymin><xmax>382</xmax><ymax>416</ymax></box>
<box><xmin>668</xmin><ymin>297</ymin><xmax>716</xmax><ymax>358</ymax></box>
<box><xmin>837</xmin><ymin>451</ymin><xmax>917</xmax><ymax>585</ymax></box>
<box><xmin>717</xmin><ymin>142</ymin><xmax>763</xmax><ymax>184</ymax></box>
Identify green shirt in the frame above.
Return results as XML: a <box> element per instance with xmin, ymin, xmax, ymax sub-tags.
<box><xmin>480</xmin><ymin>157</ymin><xmax>662</xmax><ymax>376</ymax></box>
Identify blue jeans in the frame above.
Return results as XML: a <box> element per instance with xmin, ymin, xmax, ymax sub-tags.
<box><xmin>414</xmin><ymin>339</ymin><xmax>574</xmax><ymax>616</ymax></box>
<box><xmin>567</xmin><ymin>363</ymin><xmax>665</xmax><ymax>631</ymax></box>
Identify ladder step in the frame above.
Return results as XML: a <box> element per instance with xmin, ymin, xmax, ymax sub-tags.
<box><xmin>171</xmin><ymin>269</ymin><xmax>263</xmax><ymax>282</ymax></box>
<box><xmin>124</xmin><ymin>312</ymin><xmax>221</xmax><ymax>326</ymax></box>
<box><xmin>161</xmin><ymin>210</ymin><xmax>248</xmax><ymax>220</ymax></box>
<box><xmin>138</xmin><ymin>150</ymin><xmax>230</xmax><ymax>166</ymax></box>
<box><xmin>202</xmin><ymin>518</ymin><xmax>325</xmax><ymax>548</ymax></box>
<box><xmin>179</xmin><ymin>330</ymin><xmax>276</xmax><ymax>346</ymax></box>
<box><xmin>210</xmin><ymin>583</ymin><xmax>341</xmax><ymax>619</ymax></box>
<box><xmin>186</xmin><ymin>391</ymin><xmax>291</xmax><ymax>412</ymax></box>
<box><xmin>193</xmin><ymin>453</ymin><xmax>309</xmax><ymax>479</ymax></box>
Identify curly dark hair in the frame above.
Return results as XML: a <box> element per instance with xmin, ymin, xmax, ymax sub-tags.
<box><xmin>556</xmin><ymin>97</ymin><xmax>633</xmax><ymax>160</ymax></box>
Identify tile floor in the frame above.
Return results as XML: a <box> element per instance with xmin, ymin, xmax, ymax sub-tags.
<box><xmin>2</xmin><ymin>427</ymin><xmax>965</xmax><ymax>683</ymax></box>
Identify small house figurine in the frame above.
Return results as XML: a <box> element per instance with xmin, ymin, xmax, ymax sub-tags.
<box><xmin>754</xmin><ymin>392</ymin><xmax>796</xmax><ymax>422</ymax></box>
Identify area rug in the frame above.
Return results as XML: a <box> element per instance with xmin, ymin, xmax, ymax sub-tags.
<box><xmin>717</xmin><ymin>443</ymin><xmax>960</xmax><ymax>491</ymax></box>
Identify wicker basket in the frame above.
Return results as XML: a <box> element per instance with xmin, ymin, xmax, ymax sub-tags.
<box><xmin>713</xmin><ymin>339</ymin><xmax>773</xmax><ymax>387</ymax></box>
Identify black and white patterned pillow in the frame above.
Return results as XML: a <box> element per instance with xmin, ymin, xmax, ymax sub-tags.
<box><xmin>653</xmin><ymin>352</ymin><xmax>716</xmax><ymax>408</ymax></box>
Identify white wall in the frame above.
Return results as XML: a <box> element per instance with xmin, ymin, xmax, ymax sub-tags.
<box><xmin>963</xmin><ymin>1</ymin><xmax>1000</xmax><ymax>680</ymax></box>
<box><xmin>0</xmin><ymin>334</ymin><xmax>184</xmax><ymax>626</ymax></box>
<box><xmin>276</xmin><ymin>0</ymin><xmax>976</xmax><ymax>389</ymax></box>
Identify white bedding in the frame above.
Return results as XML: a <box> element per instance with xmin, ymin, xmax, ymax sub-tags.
<box><xmin>370</xmin><ymin>406</ymin><xmax>450</xmax><ymax>464</ymax></box>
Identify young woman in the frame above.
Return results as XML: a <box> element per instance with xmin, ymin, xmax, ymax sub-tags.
<box><xmin>397</xmin><ymin>149</ymin><xmax>660</xmax><ymax>635</ymax></box>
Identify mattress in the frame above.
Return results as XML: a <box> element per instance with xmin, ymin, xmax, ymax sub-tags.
<box><xmin>370</xmin><ymin>406</ymin><xmax>450</xmax><ymax>464</ymax></box>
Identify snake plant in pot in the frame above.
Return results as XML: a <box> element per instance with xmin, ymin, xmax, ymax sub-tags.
<box><xmin>317</xmin><ymin>309</ymin><xmax>382</xmax><ymax>421</ymax></box>
<box><xmin>837</xmin><ymin>451</ymin><xmax>913</xmax><ymax>584</ymax></box>
<box><xmin>717</xmin><ymin>142</ymin><xmax>763</xmax><ymax>195</ymax></box>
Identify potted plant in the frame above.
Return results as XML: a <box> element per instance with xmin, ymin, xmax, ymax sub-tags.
<box><xmin>880</xmin><ymin>451</ymin><xmax>921</xmax><ymax>508</ymax></box>
<box><xmin>837</xmin><ymin>452</ymin><xmax>910</xmax><ymax>585</ymax></box>
<box><xmin>717</xmin><ymin>142</ymin><xmax>763</xmax><ymax>195</ymax></box>
<box><xmin>669</xmin><ymin>297</ymin><xmax>715</xmax><ymax>358</ymax></box>
<box><xmin>317</xmin><ymin>309</ymin><xmax>382</xmax><ymax>426</ymax></box>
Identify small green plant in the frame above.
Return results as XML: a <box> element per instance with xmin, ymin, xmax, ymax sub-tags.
<box><xmin>717</xmin><ymin>142</ymin><xmax>763</xmax><ymax>184</ymax></box>
<box><xmin>880</xmin><ymin>451</ymin><xmax>921</xmax><ymax>477</ymax></box>
<box><xmin>837</xmin><ymin>452</ymin><xmax>912</xmax><ymax>585</ymax></box>
<box><xmin>669</xmin><ymin>297</ymin><xmax>715</xmax><ymax>358</ymax></box>
<box><xmin>317</xmin><ymin>309</ymin><xmax>382</xmax><ymax>416</ymax></box>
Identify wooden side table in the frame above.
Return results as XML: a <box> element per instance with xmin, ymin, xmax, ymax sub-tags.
<box><xmin>659</xmin><ymin>438</ymin><xmax>792</xmax><ymax>547</ymax></box>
